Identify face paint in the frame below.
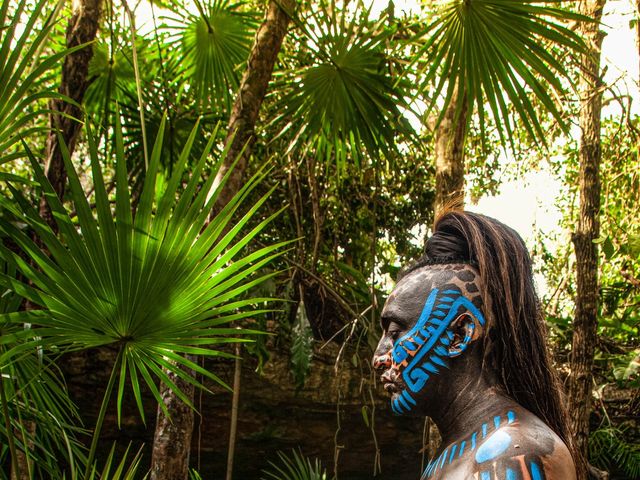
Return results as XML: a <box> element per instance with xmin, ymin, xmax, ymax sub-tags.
<box><xmin>381</xmin><ymin>286</ymin><xmax>485</xmax><ymax>415</ymax></box>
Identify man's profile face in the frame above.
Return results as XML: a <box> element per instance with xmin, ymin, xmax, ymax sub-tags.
<box><xmin>373</xmin><ymin>265</ymin><xmax>485</xmax><ymax>415</ymax></box>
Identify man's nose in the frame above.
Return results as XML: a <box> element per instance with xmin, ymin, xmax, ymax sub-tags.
<box><xmin>372</xmin><ymin>350</ymin><xmax>392</xmax><ymax>369</ymax></box>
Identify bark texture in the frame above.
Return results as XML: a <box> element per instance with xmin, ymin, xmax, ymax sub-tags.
<box><xmin>433</xmin><ymin>91</ymin><xmax>468</xmax><ymax>216</ymax></box>
<box><xmin>149</xmin><ymin>358</ymin><xmax>196</xmax><ymax>480</ymax></box>
<box><xmin>567</xmin><ymin>0</ymin><xmax>606</xmax><ymax>459</ymax></box>
<box><xmin>150</xmin><ymin>1</ymin><xmax>296</xmax><ymax>477</ymax></box>
<box><xmin>40</xmin><ymin>0</ymin><xmax>103</xmax><ymax>228</ymax></box>
<box><xmin>213</xmin><ymin>0</ymin><xmax>297</xmax><ymax>209</ymax></box>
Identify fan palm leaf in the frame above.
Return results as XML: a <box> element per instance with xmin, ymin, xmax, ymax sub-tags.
<box><xmin>83</xmin><ymin>36</ymin><xmax>139</xmax><ymax>124</ymax></box>
<box><xmin>415</xmin><ymin>0</ymin><xmax>588</xmax><ymax>147</ymax></box>
<box><xmin>271</xmin><ymin>0</ymin><xmax>416</xmax><ymax>173</ymax></box>
<box><xmin>0</xmin><ymin>116</ymin><xmax>289</xmax><ymax>471</ymax></box>
<box><xmin>0</xmin><ymin>259</ymin><xmax>85</xmax><ymax>478</ymax></box>
<box><xmin>164</xmin><ymin>0</ymin><xmax>258</xmax><ymax>112</ymax></box>
<box><xmin>0</xmin><ymin>0</ymin><xmax>78</xmax><ymax>162</ymax></box>
<box><xmin>262</xmin><ymin>450</ymin><xmax>327</xmax><ymax>480</ymax></box>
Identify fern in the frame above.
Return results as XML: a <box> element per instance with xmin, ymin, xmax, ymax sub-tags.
<box><xmin>589</xmin><ymin>427</ymin><xmax>640</xmax><ymax>479</ymax></box>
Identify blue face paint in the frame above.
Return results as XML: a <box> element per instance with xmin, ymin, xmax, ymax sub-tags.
<box><xmin>390</xmin><ymin>287</ymin><xmax>485</xmax><ymax>414</ymax></box>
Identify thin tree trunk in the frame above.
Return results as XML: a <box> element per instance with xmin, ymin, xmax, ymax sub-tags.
<box><xmin>213</xmin><ymin>0</ymin><xmax>297</xmax><ymax>208</ymax></box>
<box><xmin>39</xmin><ymin>0</ymin><xmax>103</xmax><ymax>228</ymax></box>
<box><xmin>433</xmin><ymin>89</ymin><xmax>468</xmax><ymax>216</ymax></box>
<box><xmin>149</xmin><ymin>360</ymin><xmax>196</xmax><ymax>480</ymax></box>
<box><xmin>225</xmin><ymin>343</ymin><xmax>242</xmax><ymax>480</ymax></box>
<box><xmin>149</xmin><ymin>1</ymin><xmax>296</xmax><ymax>477</ymax></box>
<box><xmin>636</xmin><ymin>0</ymin><xmax>640</xmax><ymax>163</ymax></box>
<box><xmin>567</xmin><ymin>0</ymin><xmax>606</xmax><ymax>461</ymax></box>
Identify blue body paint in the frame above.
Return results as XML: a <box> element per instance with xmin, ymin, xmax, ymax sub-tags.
<box><xmin>449</xmin><ymin>445</ymin><xmax>457</xmax><ymax>464</ymax></box>
<box><xmin>530</xmin><ymin>461</ymin><xmax>543</xmax><ymax>480</ymax></box>
<box><xmin>480</xmin><ymin>471</ymin><xmax>490</xmax><ymax>480</ymax></box>
<box><xmin>422</xmin><ymin>412</ymin><xmax>519</xmax><ymax>479</ymax></box>
<box><xmin>475</xmin><ymin>430</ymin><xmax>512</xmax><ymax>463</ymax></box>
<box><xmin>439</xmin><ymin>449</ymin><xmax>448</xmax><ymax>468</ymax></box>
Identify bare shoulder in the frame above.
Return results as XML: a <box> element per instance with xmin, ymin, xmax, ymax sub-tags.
<box><xmin>500</xmin><ymin>409</ymin><xmax>577</xmax><ymax>480</ymax></box>
<box><xmin>471</xmin><ymin>409</ymin><xmax>577</xmax><ymax>480</ymax></box>
<box><xmin>425</xmin><ymin>408</ymin><xmax>577</xmax><ymax>480</ymax></box>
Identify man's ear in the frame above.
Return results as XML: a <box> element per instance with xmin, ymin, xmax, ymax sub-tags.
<box><xmin>447</xmin><ymin>312</ymin><xmax>481</xmax><ymax>358</ymax></box>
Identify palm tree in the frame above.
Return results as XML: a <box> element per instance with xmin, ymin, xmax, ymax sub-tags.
<box><xmin>413</xmin><ymin>0</ymin><xmax>587</xmax><ymax>211</ymax></box>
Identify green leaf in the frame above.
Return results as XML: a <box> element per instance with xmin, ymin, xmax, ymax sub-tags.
<box><xmin>6</xmin><ymin>116</ymin><xmax>287</xmax><ymax>428</ymax></box>
<box><xmin>414</xmin><ymin>0</ymin><xmax>589</xmax><ymax>149</ymax></box>
<box><xmin>169</xmin><ymin>0</ymin><xmax>258</xmax><ymax>112</ymax></box>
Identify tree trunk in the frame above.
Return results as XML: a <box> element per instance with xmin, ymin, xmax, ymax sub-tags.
<box><xmin>149</xmin><ymin>360</ymin><xmax>196</xmax><ymax>480</ymax></box>
<box><xmin>16</xmin><ymin>2</ymin><xmax>103</xmax><ymax>478</ymax></box>
<box><xmin>39</xmin><ymin>0</ymin><xmax>103</xmax><ymax>229</ymax></box>
<box><xmin>433</xmin><ymin>90</ymin><xmax>468</xmax><ymax>216</ymax></box>
<box><xmin>150</xmin><ymin>1</ymin><xmax>297</xmax><ymax>477</ymax></box>
<box><xmin>636</xmin><ymin>0</ymin><xmax>640</xmax><ymax>164</ymax></box>
<box><xmin>567</xmin><ymin>0</ymin><xmax>606</xmax><ymax>460</ymax></box>
<box><xmin>213</xmin><ymin>0</ymin><xmax>297</xmax><ymax>208</ymax></box>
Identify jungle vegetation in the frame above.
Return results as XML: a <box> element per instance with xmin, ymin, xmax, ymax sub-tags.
<box><xmin>0</xmin><ymin>0</ymin><xmax>638</xmax><ymax>478</ymax></box>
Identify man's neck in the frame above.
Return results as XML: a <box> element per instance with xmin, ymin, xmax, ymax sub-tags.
<box><xmin>428</xmin><ymin>376</ymin><xmax>516</xmax><ymax>447</ymax></box>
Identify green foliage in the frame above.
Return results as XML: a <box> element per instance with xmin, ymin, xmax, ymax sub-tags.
<box><xmin>0</xmin><ymin>259</ymin><xmax>84</xmax><ymax>479</ymax></box>
<box><xmin>168</xmin><ymin>0</ymin><xmax>258</xmax><ymax>112</ymax></box>
<box><xmin>290</xmin><ymin>299</ymin><xmax>314</xmax><ymax>389</ymax></box>
<box><xmin>273</xmin><ymin>0</ymin><xmax>416</xmax><ymax>171</ymax></box>
<box><xmin>1</xmin><ymin>117</ymin><xmax>286</xmax><ymax>422</ymax></box>
<box><xmin>262</xmin><ymin>450</ymin><xmax>328</xmax><ymax>480</ymax></box>
<box><xmin>542</xmin><ymin>116</ymin><xmax>640</xmax><ymax>354</ymax></box>
<box><xmin>612</xmin><ymin>350</ymin><xmax>640</xmax><ymax>389</ymax></box>
<box><xmin>0</xmin><ymin>116</ymin><xmax>288</xmax><ymax>476</ymax></box>
<box><xmin>415</xmin><ymin>0</ymin><xmax>587</xmax><ymax>148</ymax></box>
<box><xmin>589</xmin><ymin>427</ymin><xmax>640</xmax><ymax>479</ymax></box>
<box><xmin>84</xmin><ymin>35</ymin><xmax>141</xmax><ymax>123</ymax></box>
<box><xmin>80</xmin><ymin>444</ymin><xmax>143</xmax><ymax>480</ymax></box>
<box><xmin>0</xmin><ymin>0</ymin><xmax>72</xmax><ymax>162</ymax></box>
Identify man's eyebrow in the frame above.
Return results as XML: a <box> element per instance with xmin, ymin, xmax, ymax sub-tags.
<box><xmin>380</xmin><ymin>311</ymin><xmax>406</xmax><ymax>329</ymax></box>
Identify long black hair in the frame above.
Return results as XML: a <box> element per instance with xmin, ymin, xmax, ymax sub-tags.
<box><xmin>405</xmin><ymin>210</ymin><xmax>584</xmax><ymax>479</ymax></box>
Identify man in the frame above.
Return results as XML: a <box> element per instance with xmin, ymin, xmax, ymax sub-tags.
<box><xmin>373</xmin><ymin>211</ymin><xmax>582</xmax><ymax>480</ymax></box>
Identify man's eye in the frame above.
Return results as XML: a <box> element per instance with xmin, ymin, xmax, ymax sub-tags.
<box><xmin>388</xmin><ymin>326</ymin><xmax>402</xmax><ymax>340</ymax></box>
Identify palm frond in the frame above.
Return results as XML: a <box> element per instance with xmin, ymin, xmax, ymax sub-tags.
<box><xmin>589</xmin><ymin>427</ymin><xmax>640</xmax><ymax>479</ymax></box>
<box><xmin>414</xmin><ymin>0</ymin><xmax>588</xmax><ymax>148</ymax></box>
<box><xmin>0</xmin><ymin>258</ymin><xmax>85</xmax><ymax>478</ymax></box>
<box><xmin>270</xmin><ymin>0</ymin><xmax>416</xmax><ymax>172</ymax></box>
<box><xmin>0</xmin><ymin>0</ymin><xmax>77</xmax><ymax>160</ymax></box>
<box><xmin>262</xmin><ymin>450</ymin><xmax>328</xmax><ymax>480</ymax></box>
<box><xmin>0</xmin><ymin>115</ymin><xmax>288</xmax><ymax>426</ymax></box>
<box><xmin>164</xmin><ymin>0</ymin><xmax>259</xmax><ymax>113</ymax></box>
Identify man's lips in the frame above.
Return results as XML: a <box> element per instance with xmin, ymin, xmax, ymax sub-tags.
<box><xmin>381</xmin><ymin>379</ymin><xmax>400</xmax><ymax>394</ymax></box>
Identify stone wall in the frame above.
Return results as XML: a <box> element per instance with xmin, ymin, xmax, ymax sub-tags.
<box><xmin>63</xmin><ymin>342</ymin><xmax>428</xmax><ymax>479</ymax></box>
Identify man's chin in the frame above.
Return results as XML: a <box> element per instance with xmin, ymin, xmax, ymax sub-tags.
<box><xmin>389</xmin><ymin>389</ymin><xmax>420</xmax><ymax>415</ymax></box>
